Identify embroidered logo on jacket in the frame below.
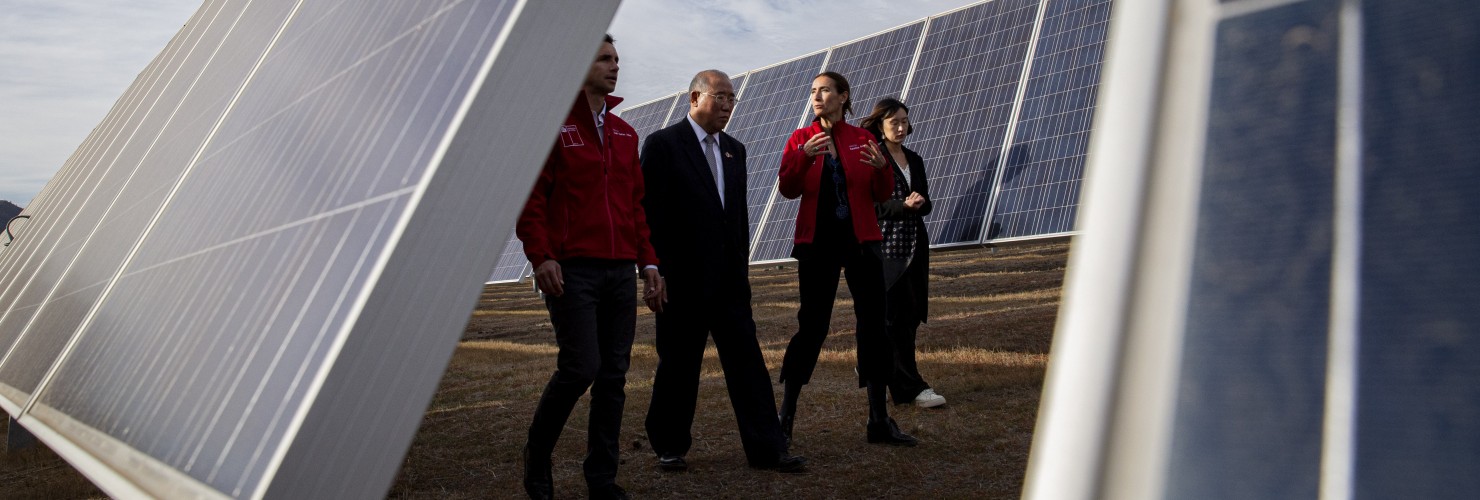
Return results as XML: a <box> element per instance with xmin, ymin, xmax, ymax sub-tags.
<box><xmin>559</xmin><ymin>125</ymin><xmax>584</xmax><ymax>147</ymax></box>
<box><xmin>611</xmin><ymin>130</ymin><xmax>634</xmax><ymax>138</ymax></box>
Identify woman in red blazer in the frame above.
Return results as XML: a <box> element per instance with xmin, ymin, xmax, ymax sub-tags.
<box><xmin>776</xmin><ymin>71</ymin><xmax>917</xmax><ymax>447</ymax></box>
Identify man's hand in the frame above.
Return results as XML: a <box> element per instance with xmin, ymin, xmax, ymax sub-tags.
<box><xmin>641</xmin><ymin>267</ymin><xmax>665</xmax><ymax>313</ymax></box>
<box><xmin>904</xmin><ymin>192</ymin><xmax>926</xmax><ymax>210</ymax></box>
<box><xmin>534</xmin><ymin>260</ymin><xmax>564</xmax><ymax>297</ymax></box>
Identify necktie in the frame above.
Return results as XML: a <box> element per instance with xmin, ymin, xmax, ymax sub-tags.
<box><xmin>703</xmin><ymin>135</ymin><xmax>723</xmax><ymax>208</ymax></box>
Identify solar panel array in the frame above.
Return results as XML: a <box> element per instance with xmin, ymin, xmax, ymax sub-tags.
<box><xmin>486</xmin><ymin>0</ymin><xmax>1115</xmax><ymax>283</ymax></box>
<box><xmin>1025</xmin><ymin>0</ymin><xmax>1480</xmax><ymax>498</ymax></box>
<box><xmin>0</xmin><ymin>0</ymin><xmax>620</xmax><ymax>497</ymax></box>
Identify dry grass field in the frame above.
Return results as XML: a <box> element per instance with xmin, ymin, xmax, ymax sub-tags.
<box><xmin>1</xmin><ymin>242</ymin><xmax>1067</xmax><ymax>499</ymax></box>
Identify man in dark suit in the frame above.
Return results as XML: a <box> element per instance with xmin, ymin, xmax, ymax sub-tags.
<box><xmin>640</xmin><ymin>70</ymin><xmax>805</xmax><ymax>473</ymax></box>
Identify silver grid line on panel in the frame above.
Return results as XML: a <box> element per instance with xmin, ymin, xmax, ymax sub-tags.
<box><xmin>977</xmin><ymin>0</ymin><xmax>1051</xmax><ymax>243</ymax></box>
<box><xmin>899</xmin><ymin>16</ymin><xmax>934</xmax><ymax>102</ymax></box>
<box><xmin>0</xmin><ymin>0</ymin><xmax>254</xmax><ymax>404</ymax></box>
<box><xmin>17</xmin><ymin>0</ymin><xmax>312</xmax><ymax>419</ymax></box>
<box><xmin>1319</xmin><ymin>0</ymin><xmax>1363</xmax><ymax>498</ymax></box>
<box><xmin>746</xmin><ymin>49</ymin><xmax>832</xmax><ymax>262</ymax></box>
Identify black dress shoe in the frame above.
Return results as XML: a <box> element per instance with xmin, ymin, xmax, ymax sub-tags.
<box><xmin>866</xmin><ymin>417</ymin><xmax>919</xmax><ymax>447</ymax></box>
<box><xmin>522</xmin><ymin>446</ymin><xmax>553</xmax><ymax>500</ymax></box>
<box><xmin>588</xmin><ymin>483</ymin><xmax>630</xmax><ymax>500</ymax></box>
<box><xmin>751</xmin><ymin>453</ymin><xmax>808</xmax><ymax>473</ymax></box>
<box><xmin>657</xmin><ymin>454</ymin><xmax>688</xmax><ymax>472</ymax></box>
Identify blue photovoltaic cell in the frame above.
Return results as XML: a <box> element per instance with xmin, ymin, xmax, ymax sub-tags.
<box><xmin>1166</xmin><ymin>2</ymin><xmax>1337</xmax><ymax>499</ymax></box>
<box><xmin>1354</xmin><ymin>1</ymin><xmax>1480</xmax><ymax>498</ymax></box>
<box><xmin>901</xmin><ymin>0</ymin><xmax>1040</xmax><ymax>246</ymax></box>
<box><xmin>487</xmin><ymin>232</ymin><xmax>527</xmax><ymax>283</ymax></box>
<box><xmin>620</xmin><ymin>93</ymin><xmax>680</xmax><ymax>152</ymax></box>
<box><xmin>987</xmin><ymin>0</ymin><xmax>1111</xmax><ymax>240</ymax></box>
<box><xmin>19</xmin><ymin>1</ymin><xmax>517</xmax><ymax>495</ymax></box>
<box><xmin>720</xmin><ymin>53</ymin><xmax>825</xmax><ymax>250</ymax></box>
<box><xmin>750</xmin><ymin>22</ymin><xmax>926</xmax><ymax>262</ymax></box>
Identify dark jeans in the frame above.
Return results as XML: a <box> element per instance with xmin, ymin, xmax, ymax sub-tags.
<box><xmin>780</xmin><ymin>242</ymin><xmax>893</xmax><ymax>387</ymax></box>
<box><xmin>885</xmin><ymin>275</ymin><xmax>930</xmax><ymax>403</ymax></box>
<box><xmin>526</xmin><ymin>259</ymin><xmax>636</xmax><ymax>489</ymax></box>
<box><xmin>645</xmin><ymin>290</ymin><xmax>788</xmax><ymax>465</ymax></box>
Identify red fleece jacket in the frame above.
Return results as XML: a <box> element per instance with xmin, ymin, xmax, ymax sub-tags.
<box><xmin>517</xmin><ymin>93</ymin><xmax>658</xmax><ymax>268</ymax></box>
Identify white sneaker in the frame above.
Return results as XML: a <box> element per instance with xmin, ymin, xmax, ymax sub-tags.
<box><xmin>914</xmin><ymin>388</ymin><xmax>946</xmax><ymax>408</ymax></box>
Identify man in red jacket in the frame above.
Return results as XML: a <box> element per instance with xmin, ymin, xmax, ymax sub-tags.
<box><xmin>515</xmin><ymin>34</ymin><xmax>660</xmax><ymax>500</ymax></box>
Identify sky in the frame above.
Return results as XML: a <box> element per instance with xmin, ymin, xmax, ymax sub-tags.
<box><xmin>0</xmin><ymin>0</ymin><xmax>982</xmax><ymax>207</ymax></box>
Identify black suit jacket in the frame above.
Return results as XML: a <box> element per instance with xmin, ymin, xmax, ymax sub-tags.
<box><xmin>640</xmin><ymin>118</ymin><xmax>751</xmax><ymax>308</ymax></box>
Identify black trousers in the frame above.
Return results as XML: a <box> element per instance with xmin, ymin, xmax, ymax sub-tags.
<box><xmin>644</xmin><ymin>288</ymin><xmax>788</xmax><ymax>465</ymax></box>
<box><xmin>885</xmin><ymin>274</ymin><xmax>931</xmax><ymax>403</ymax></box>
<box><xmin>780</xmin><ymin>243</ymin><xmax>893</xmax><ymax>387</ymax></box>
<box><xmin>526</xmin><ymin>259</ymin><xmax>635</xmax><ymax>488</ymax></box>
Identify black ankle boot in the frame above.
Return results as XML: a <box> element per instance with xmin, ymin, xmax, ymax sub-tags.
<box><xmin>778</xmin><ymin>411</ymin><xmax>795</xmax><ymax>445</ymax></box>
<box><xmin>523</xmin><ymin>445</ymin><xmax>553</xmax><ymax>499</ymax></box>
<box><xmin>865</xmin><ymin>384</ymin><xmax>917</xmax><ymax>446</ymax></box>
<box><xmin>779</xmin><ymin>380</ymin><xmax>801</xmax><ymax>445</ymax></box>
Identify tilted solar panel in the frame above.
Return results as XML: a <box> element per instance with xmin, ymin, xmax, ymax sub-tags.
<box><xmin>984</xmin><ymin>0</ymin><xmax>1111</xmax><ymax>241</ymax></box>
<box><xmin>1</xmin><ymin>0</ymin><xmax>620</xmax><ymax>497</ymax></box>
<box><xmin>718</xmin><ymin>53</ymin><xmax>826</xmax><ymax>254</ymax></box>
<box><xmin>486</xmin><ymin>233</ymin><xmax>528</xmax><ymax>284</ymax></box>
<box><xmin>749</xmin><ymin>21</ymin><xmax>927</xmax><ymax>263</ymax></box>
<box><xmin>0</xmin><ymin>0</ymin><xmax>280</xmax><ymax>410</ymax></box>
<box><xmin>1025</xmin><ymin>1</ymin><xmax>1480</xmax><ymax>498</ymax></box>
<box><xmin>1354</xmin><ymin>1</ymin><xmax>1480</xmax><ymax>496</ymax></box>
<box><xmin>904</xmin><ymin>0</ymin><xmax>1040</xmax><ymax>247</ymax></box>
<box><xmin>620</xmin><ymin>93</ymin><xmax>681</xmax><ymax>152</ymax></box>
<box><xmin>1166</xmin><ymin>2</ymin><xmax>1337</xmax><ymax>497</ymax></box>
<box><xmin>610</xmin><ymin>0</ymin><xmax>1115</xmax><ymax>264</ymax></box>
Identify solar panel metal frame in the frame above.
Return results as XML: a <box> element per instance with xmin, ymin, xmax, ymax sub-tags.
<box><xmin>746</xmin><ymin>20</ymin><xmax>929</xmax><ymax>264</ymax></box>
<box><xmin>1022</xmin><ymin>0</ymin><xmax>1367</xmax><ymax>498</ymax></box>
<box><xmin>977</xmin><ymin>0</ymin><xmax>1112</xmax><ymax>243</ymax></box>
<box><xmin>589</xmin><ymin>0</ymin><xmax>1109</xmax><ymax>269</ymax></box>
<box><xmin>1</xmin><ymin>1</ymin><xmax>621</xmax><ymax>497</ymax></box>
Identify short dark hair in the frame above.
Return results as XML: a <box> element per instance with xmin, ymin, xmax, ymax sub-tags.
<box><xmin>604</xmin><ymin>34</ymin><xmax>615</xmax><ymax>44</ymax></box>
<box><xmin>860</xmin><ymin>97</ymin><xmax>913</xmax><ymax>139</ymax></box>
<box><xmin>815</xmin><ymin>71</ymin><xmax>852</xmax><ymax>116</ymax></box>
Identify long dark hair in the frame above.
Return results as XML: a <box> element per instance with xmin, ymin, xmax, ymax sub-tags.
<box><xmin>860</xmin><ymin>97</ymin><xmax>913</xmax><ymax>140</ymax></box>
<box><xmin>814</xmin><ymin>71</ymin><xmax>853</xmax><ymax>116</ymax></box>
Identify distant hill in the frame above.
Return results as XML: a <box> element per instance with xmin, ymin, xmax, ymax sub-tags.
<box><xmin>0</xmin><ymin>200</ymin><xmax>21</xmax><ymax>226</ymax></box>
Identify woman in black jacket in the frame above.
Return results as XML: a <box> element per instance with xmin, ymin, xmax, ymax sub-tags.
<box><xmin>860</xmin><ymin>98</ymin><xmax>945</xmax><ymax>409</ymax></box>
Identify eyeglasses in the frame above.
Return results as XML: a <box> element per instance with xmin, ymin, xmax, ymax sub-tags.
<box><xmin>701</xmin><ymin>92</ymin><xmax>740</xmax><ymax>105</ymax></box>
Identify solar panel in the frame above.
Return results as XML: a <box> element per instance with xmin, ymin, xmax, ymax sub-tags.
<box><xmin>1025</xmin><ymin>1</ymin><xmax>1480</xmax><ymax>499</ymax></box>
<box><xmin>716</xmin><ymin>52</ymin><xmax>826</xmax><ymax>256</ymax></box>
<box><xmin>904</xmin><ymin>0</ymin><xmax>1041</xmax><ymax>247</ymax></box>
<box><xmin>618</xmin><ymin>92</ymin><xmax>681</xmax><ymax>152</ymax></box>
<box><xmin>578</xmin><ymin>0</ymin><xmax>1114</xmax><ymax>266</ymax></box>
<box><xmin>486</xmin><ymin>233</ymin><xmax>528</xmax><ymax>284</ymax></box>
<box><xmin>0</xmin><ymin>1</ymin><xmax>620</xmax><ymax>497</ymax></box>
<box><xmin>1166</xmin><ymin>2</ymin><xmax>1337</xmax><ymax>497</ymax></box>
<box><xmin>984</xmin><ymin>0</ymin><xmax>1111</xmax><ymax>241</ymax></box>
<box><xmin>1355</xmin><ymin>1</ymin><xmax>1480</xmax><ymax>496</ymax></box>
<box><xmin>749</xmin><ymin>21</ymin><xmax>927</xmax><ymax>263</ymax></box>
<box><xmin>0</xmin><ymin>0</ymin><xmax>269</xmax><ymax>410</ymax></box>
